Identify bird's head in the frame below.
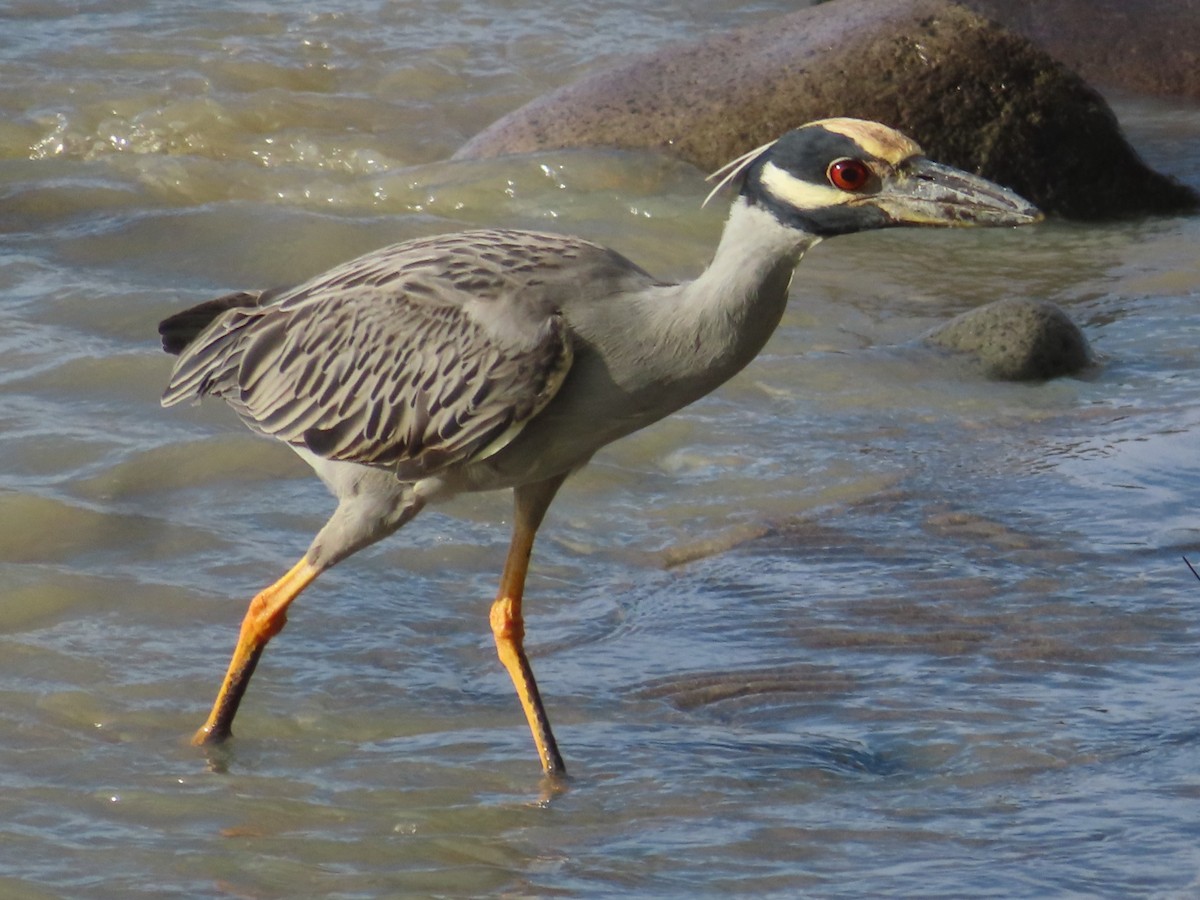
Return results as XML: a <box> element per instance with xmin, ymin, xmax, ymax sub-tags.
<box><xmin>707</xmin><ymin>118</ymin><xmax>1041</xmax><ymax>235</ymax></box>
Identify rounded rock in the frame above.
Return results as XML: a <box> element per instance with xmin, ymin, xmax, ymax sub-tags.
<box><xmin>922</xmin><ymin>297</ymin><xmax>1095</xmax><ymax>381</ymax></box>
<box><xmin>455</xmin><ymin>0</ymin><xmax>1197</xmax><ymax>219</ymax></box>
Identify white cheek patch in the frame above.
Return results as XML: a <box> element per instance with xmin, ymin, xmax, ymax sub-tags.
<box><xmin>759</xmin><ymin>161</ymin><xmax>848</xmax><ymax>210</ymax></box>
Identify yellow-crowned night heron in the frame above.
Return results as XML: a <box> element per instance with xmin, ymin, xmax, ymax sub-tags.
<box><xmin>159</xmin><ymin>118</ymin><xmax>1040</xmax><ymax>777</ymax></box>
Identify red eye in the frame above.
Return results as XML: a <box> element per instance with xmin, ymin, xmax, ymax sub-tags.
<box><xmin>827</xmin><ymin>158</ymin><xmax>871</xmax><ymax>192</ymax></box>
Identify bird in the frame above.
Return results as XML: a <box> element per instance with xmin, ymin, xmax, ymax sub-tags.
<box><xmin>159</xmin><ymin>118</ymin><xmax>1040</xmax><ymax>778</ymax></box>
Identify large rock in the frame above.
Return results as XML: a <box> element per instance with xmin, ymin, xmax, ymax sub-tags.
<box><xmin>921</xmin><ymin>297</ymin><xmax>1094</xmax><ymax>381</ymax></box>
<box><xmin>963</xmin><ymin>0</ymin><xmax>1200</xmax><ymax>101</ymax></box>
<box><xmin>454</xmin><ymin>0</ymin><xmax>1198</xmax><ymax>220</ymax></box>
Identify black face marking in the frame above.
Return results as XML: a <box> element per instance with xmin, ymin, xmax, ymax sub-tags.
<box><xmin>783</xmin><ymin>203</ymin><xmax>891</xmax><ymax>237</ymax></box>
<box><xmin>748</xmin><ymin>127</ymin><xmax>873</xmax><ymax>192</ymax></box>
<box><xmin>736</xmin><ymin>125</ymin><xmax>896</xmax><ymax>237</ymax></box>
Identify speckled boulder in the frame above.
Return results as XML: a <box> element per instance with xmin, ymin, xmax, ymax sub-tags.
<box><xmin>963</xmin><ymin>0</ymin><xmax>1200</xmax><ymax>101</ymax></box>
<box><xmin>454</xmin><ymin>0</ymin><xmax>1197</xmax><ymax>220</ymax></box>
<box><xmin>921</xmin><ymin>298</ymin><xmax>1094</xmax><ymax>381</ymax></box>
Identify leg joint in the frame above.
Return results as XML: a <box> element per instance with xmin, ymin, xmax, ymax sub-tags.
<box><xmin>489</xmin><ymin>596</ymin><xmax>523</xmax><ymax>643</ymax></box>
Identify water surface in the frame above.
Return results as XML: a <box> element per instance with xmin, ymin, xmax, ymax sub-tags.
<box><xmin>2</xmin><ymin>2</ymin><xmax>1200</xmax><ymax>897</ymax></box>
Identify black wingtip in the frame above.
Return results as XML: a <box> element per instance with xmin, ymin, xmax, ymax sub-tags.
<box><xmin>157</xmin><ymin>290</ymin><xmax>265</xmax><ymax>355</ymax></box>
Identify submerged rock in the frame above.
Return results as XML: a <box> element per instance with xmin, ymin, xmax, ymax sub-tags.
<box><xmin>921</xmin><ymin>297</ymin><xmax>1094</xmax><ymax>381</ymax></box>
<box><xmin>455</xmin><ymin>0</ymin><xmax>1198</xmax><ymax>219</ymax></box>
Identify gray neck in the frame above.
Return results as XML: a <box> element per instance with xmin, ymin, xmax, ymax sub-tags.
<box><xmin>656</xmin><ymin>198</ymin><xmax>819</xmax><ymax>390</ymax></box>
<box><xmin>469</xmin><ymin>199</ymin><xmax>821</xmax><ymax>486</ymax></box>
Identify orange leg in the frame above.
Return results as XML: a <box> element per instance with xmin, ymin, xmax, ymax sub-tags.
<box><xmin>490</xmin><ymin>476</ymin><xmax>568</xmax><ymax>777</ymax></box>
<box><xmin>193</xmin><ymin>557</ymin><xmax>321</xmax><ymax>745</ymax></box>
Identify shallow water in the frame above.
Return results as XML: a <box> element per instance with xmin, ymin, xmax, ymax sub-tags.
<box><xmin>2</xmin><ymin>2</ymin><xmax>1200</xmax><ymax>897</ymax></box>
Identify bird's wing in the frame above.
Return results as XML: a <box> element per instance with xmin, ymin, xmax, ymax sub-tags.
<box><xmin>160</xmin><ymin>230</ymin><xmax>612</xmax><ymax>480</ymax></box>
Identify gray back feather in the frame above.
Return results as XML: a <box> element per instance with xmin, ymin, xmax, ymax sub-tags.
<box><xmin>161</xmin><ymin>229</ymin><xmax>656</xmax><ymax>479</ymax></box>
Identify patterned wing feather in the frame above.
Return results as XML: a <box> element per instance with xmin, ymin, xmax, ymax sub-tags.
<box><xmin>161</xmin><ymin>230</ymin><xmax>586</xmax><ymax>480</ymax></box>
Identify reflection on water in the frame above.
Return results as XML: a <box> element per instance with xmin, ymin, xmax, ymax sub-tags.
<box><xmin>2</xmin><ymin>1</ymin><xmax>1200</xmax><ymax>897</ymax></box>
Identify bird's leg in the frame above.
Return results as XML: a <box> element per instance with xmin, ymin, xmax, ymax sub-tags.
<box><xmin>193</xmin><ymin>557</ymin><xmax>321</xmax><ymax>745</ymax></box>
<box><xmin>490</xmin><ymin>475</ymin><xmax>569</xmax><ymax>777</ymax></box>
